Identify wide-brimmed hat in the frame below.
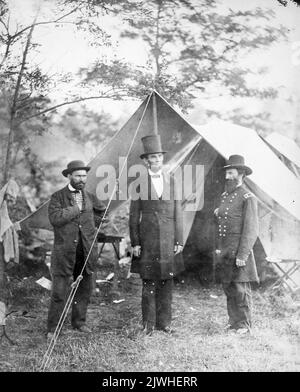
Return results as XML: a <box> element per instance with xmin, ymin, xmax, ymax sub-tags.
<box><xmin>222</xmin><ymin>155</ymin><xmax>252</xmax><ymax>176</ymax></box>
<box><xmin>62</xmin><ymin>160</ymin><xmax>91</xmax><ymax>177</ymax></box>
<box><xmin>140</xmin><ymin>134</ymin><xmax>167</xmax><ymax>159</ymax></box>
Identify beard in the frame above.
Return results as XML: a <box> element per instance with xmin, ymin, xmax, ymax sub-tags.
<box><xmin>225</xmin><ymin>178</ymin><xmax>239</xmax><ymax>193</ymax></box>
<box><xmin>70</xmin><ymin>179</ymin><xmax>85</xmax><ymax>190</ymax></box>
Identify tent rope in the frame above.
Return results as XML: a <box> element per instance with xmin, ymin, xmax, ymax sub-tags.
<box><xmin>40</xmin><ymin>91</ymin><xmax>153</xmax><ymax>371</ymax></box>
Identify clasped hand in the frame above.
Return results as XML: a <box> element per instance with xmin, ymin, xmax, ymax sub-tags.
<box><xmin>236</xmin><ymin>258</ymin><xmax>246</xmax><ymax>267</ymax></box>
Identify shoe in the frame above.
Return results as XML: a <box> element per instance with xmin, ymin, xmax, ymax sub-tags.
<box><xmin>73</xmin><ymin>325</ymin><xmax>92</xmax><ymax>333</ymax></box>
<box><xmin>142</xmin><ymin>326</ymin><xmax>154</xmax><ymax>335</ymax></box>
<box><xmin>224</xmin><ymin>323</ymin><xmax>236</xmax><ymax>331</ymax></box>
<box><xmin>157</xmin><ymin>326</ymin><xmax>175</xmax><ymax>334</ymax></box>
<box><xmin>235</xmin><ymin>327</ymin><xmax>249</xmax><ymax>335</ymax></box>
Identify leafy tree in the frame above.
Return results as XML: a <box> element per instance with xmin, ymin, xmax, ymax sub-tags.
<box><xmin>206</xmin><ymin>108</ymin><xmax>274</xmax><ymax>137</ymax></box>
<box><xmin>276</xmin><ymin>0</ymin><xmax>300</xmax><ymax>6</ymax></box>
<box><xmin>0</xmin><ymin>0</ymin><xmax>131</xmax><ymax>292</ymax></box>
<box><xmin>110</xmin><ymin>0</ymin><xmax>288</xmax><ymax>110</ymax></box>
<box><xmin>1</xmin><ymin>0</ymin><xmax>289</xmax><ymax>186</ymax></box>
<box><xmin>0</xmin><ymin>0</ymin><xmax>135</xmax><ymax>186</ymax></box>
<box><xmin>56</xmin><ymin>107</ymin><xmax>119</xmax><ymax>159</ymax></box>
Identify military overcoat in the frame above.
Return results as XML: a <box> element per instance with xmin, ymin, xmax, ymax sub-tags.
<box><xmin>129</xmin><ymin>172</ymin><xmax>184</xmax><ymax>280</ymax></box>
<box><xmin>48</xmin><ymin>186</ymin><xmax>106</xmax><ymax>276</ymax></box>
<box><xmin>215</xmin><ymin>184</ymin><xmax>259</xmax><ymax>283</ymax></box>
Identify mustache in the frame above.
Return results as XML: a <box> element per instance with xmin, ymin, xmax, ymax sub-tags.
<box><xmin>225</xmin><ymin>179</ymin><xmax>238</xmax><ymax>185</ymax></box>
<box><xmin>72</xmin><ymin>182</ymin><xmax>85</xmax><ymax>188</ymax></box>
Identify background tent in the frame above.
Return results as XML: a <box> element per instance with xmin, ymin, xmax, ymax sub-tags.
<box><xmin>263</xmin><ymin>132</ymin><xmax>300</xmax><ymax>178</ymax></box>
<box><xmin>19</xmin><ymin>91</ymin><xmax>201</xmax><ymax>232</ymax></box>
<box><xmin>19</xmin><ymin>92</ymin><xmax>300</xmax><ymax>283</ymax></box>
<box><xmin>184</xmin><ymin>120</ymin><xmax>300</xmax><ymax>282</ymax></box>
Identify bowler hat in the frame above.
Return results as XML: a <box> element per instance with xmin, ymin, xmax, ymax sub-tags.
<box><xmin>62</xmin><ymin>160</ymin><xmax>91</xmax><ymax>177</ymax></box>
<box><xmin>222</xmin><ymin>155</ymin><xmax>252</xmax><ymax>176</ymax></box>
<box><xmin>140</xmin><ymin>134</ymin><xmax>167</xmax><ymax>159</ymax></box>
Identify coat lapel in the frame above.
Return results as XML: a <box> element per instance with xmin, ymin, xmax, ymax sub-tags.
<box><xmin>63</xmin><ymin>185</ymin><xmax>73</xmax><ymax>202</ymax></box>
<box><xmin>63</xmin><ymin>185</ymin><xmax>77</xmax><ymax>207</ymax></box>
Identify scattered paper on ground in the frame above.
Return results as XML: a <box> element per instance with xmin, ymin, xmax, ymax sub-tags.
<box><xmin>36</xmin><ymin>277</ymin><xmax>52</xmax><ymax>291</ymax></box>
<box><xmin>96</xmin><ymin>279</ymin><xmax>112</xmax><ymax>284</ymax></box>
<box><xmin>105</xmin><ymin>272</ymin><xmax>114</xmax><ymax>281</ymax></box>
<box><xmin>119</xmin><ymin>257</ymin><xmax>131</xmax><ymax>267</ymax></box>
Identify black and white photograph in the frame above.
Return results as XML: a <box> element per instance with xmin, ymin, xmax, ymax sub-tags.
<box><xmin>0</xmin><ymin>0</ymin><xmax>300</xmax><ymax>375</ymax></box>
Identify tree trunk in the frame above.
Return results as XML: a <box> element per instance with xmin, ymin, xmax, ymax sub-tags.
<box><xmin>153</xmin><ymin>0</ymin><xmax>163</xmax><ymax>88</ymax></box>
<box><xmin>0</xmin><ymin>243</ymin><xmax>8</xmax><ymax>304</ymax></box>
<box><xmin>1</xmin><ymin>17</ymin><xmax>37</xmax><ymax>294</ymax></box>
<box><xmin>2</xmin><ymin>19</ymin><xmax>37</xmax><ymax>186</ymax></box>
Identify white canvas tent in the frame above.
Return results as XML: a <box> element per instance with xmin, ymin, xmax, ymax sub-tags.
<box><xmin>192</xmin><ymin>120</ymin><xmax>300</xmax><ymax>264</ymax></box>
<box><xmin>19</xmin><ymin>91</ymin><xmax>300</xmax><ymax>282</ymax></box>
<box><xmin>264</xmin><ymin>132</ymin><xmax>300</xmax><ymax>178</ymax></box>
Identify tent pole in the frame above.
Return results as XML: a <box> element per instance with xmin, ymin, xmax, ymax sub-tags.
<box><xmin>152</xmin><ymin>91</ymin><xmax>158</xmax><ymax>135</ymax></box>
<box><xmin>211</xmin><ymin>167</ymin><xmax>216</xmax><ymax>285</ymax></box>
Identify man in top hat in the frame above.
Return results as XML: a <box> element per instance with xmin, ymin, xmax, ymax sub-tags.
<box><xmin>214</xmin><ymin>155</ymin><xmax>259</xmax><ymax>334</ymax></box>
<box><xmin>129</xmin><ymin>134</ymin><xmax>184</xmax><ymax>335</ymax></box>
<box><xmin>46</xmin><ymin>160</ymin><xmax>107</xmax><ymax>339</ymax></box>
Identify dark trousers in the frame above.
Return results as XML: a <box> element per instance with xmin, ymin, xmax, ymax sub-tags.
<box><xmin>142</xmin><ymin>279</ymin><xmax>173</xmax><ymax>331</ymax></box>
<box><xmin>222</xmin><ymin>281</ymin><xmax>252</xmax><ymax>329</ymax></box>
<box><xmin>47</xmin><ymin>236</ymin><xmax>93</xmax><ymax>332</ymax></box>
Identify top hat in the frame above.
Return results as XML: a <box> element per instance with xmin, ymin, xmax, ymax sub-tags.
<box><xmin>222</xmin><ymin>155</ymin><xmax>252</xmax><ymax>176</ymax></box>
<box><xmin>140</xmin><ymin>134</ymin><xmax>167</xmax><ymax>159</ymax></box>
<box><xmin>62</xmin><ymin>160</ymin><xmax>91</xmax><ymax>177</ymax></box>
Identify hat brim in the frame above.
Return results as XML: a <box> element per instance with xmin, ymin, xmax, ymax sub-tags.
<box><xmin>62</xmin><ymin>166</ymin><xmax>91</xmax><ymax>177</ymax></box>
<box><xmin>140</xmin><ymin>151</ymin><xmax>167</xmax><ymax>159</ymax></box>
<box><xmin>222</xmin><ymin>164</ymin><xmax>252</xmax><ymax>176</ymax></box>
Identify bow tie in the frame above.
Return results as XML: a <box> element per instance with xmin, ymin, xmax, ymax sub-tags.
<box><xmin>150</xmin><ymin>174</ymin><xmax>161</xmax><ymax>178</ymax></box>
<box><xmin>70</xmin><ymin>189</ymin><xmax>80</xmax><ymax>193</ymax></box>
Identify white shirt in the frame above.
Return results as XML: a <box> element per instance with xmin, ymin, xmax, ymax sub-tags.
<box><xmin>148</xmin><ymin>169</ymin><xmax>163</xmax><ymax>198</ymax></box>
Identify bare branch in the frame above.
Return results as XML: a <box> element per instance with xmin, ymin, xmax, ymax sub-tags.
<box><xmin>0</xmin><ymin>37</ymin><xmax>11</xmax><ymax>67</ymax></box>
<box><xmin>0</xmin><ymin>6</ymin><xmax>80</xmax><ymax>69</ymax></box>
<box><xmin>3</xmin><ymin>14</ymin><xmax>38</xmax><ymax>184</ymax></box>
<box><xmin>16</xmin><ymin>92</ymin><xmax>129</xmax><ymax>125</ymax></box>
<box><xmin>0</xmin><ymin>17</ymin><xmax>9</xmax><ymax>34</ymax></box>
<box><xmin>9</xmin><ymin>6</ymin><xmax>80</xmax><ymax>41</ymax></box>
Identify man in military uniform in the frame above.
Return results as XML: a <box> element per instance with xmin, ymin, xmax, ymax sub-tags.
<box><xmin>129</xmin><ymin>134</ymin><xmax>184</xmax><ymax>335</ymax></box>
<box><xmin>214</xmin><ymin>155</ymin><xmax>259</xmax><ymax>334</ymax></box>
<box><xmin>47</xmin><ymin>160</ymin><xmax>106</xmax><ymax>340</ymax></box>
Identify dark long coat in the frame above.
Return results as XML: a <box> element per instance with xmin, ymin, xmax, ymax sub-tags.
<box><xmin>129</xmin><ymin>172</ymin><xmax>184</xmax><ymax>280</ymax></box>
<box><xmin>48</xmin><ymin>186</ymin><xmax>106</xmax><ymax>276</ymax></box>
<box><xmin>215</xmin><ymin>184</ymin><xmax>259</xmax><ymax>283</ymax></box>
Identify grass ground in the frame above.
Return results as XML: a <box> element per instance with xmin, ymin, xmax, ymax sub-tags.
<box><xmin>1</xmin><ymin>270</ymin><xmax>300</xmax><ymax>372</ymax></box>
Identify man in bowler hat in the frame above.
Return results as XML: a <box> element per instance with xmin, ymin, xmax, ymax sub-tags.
<box><xmin>46</xmin><ymin>160</ymin><xmax>106</xmax><ymax>339</ymax></box>
<box><xmin>214</xmin><ymin>155</ymin><xmax>259</xmax><ymax>334</ymax></box>
<box><xmin>129</xmin><ymin>134</ymin><xmax>184</xmax><ymax>335</ymax></box>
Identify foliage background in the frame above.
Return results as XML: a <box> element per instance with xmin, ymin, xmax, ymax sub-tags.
<box><xmin>0</xmin><ymin>0</ymin><xmax>299</xmax><ymax>209</ymax></box>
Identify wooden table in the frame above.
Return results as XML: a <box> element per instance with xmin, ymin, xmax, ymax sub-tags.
<box><xmin>97</xmin><ymin>233</ymin><xmax>124</xmax><ymax>292</ymax></box>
